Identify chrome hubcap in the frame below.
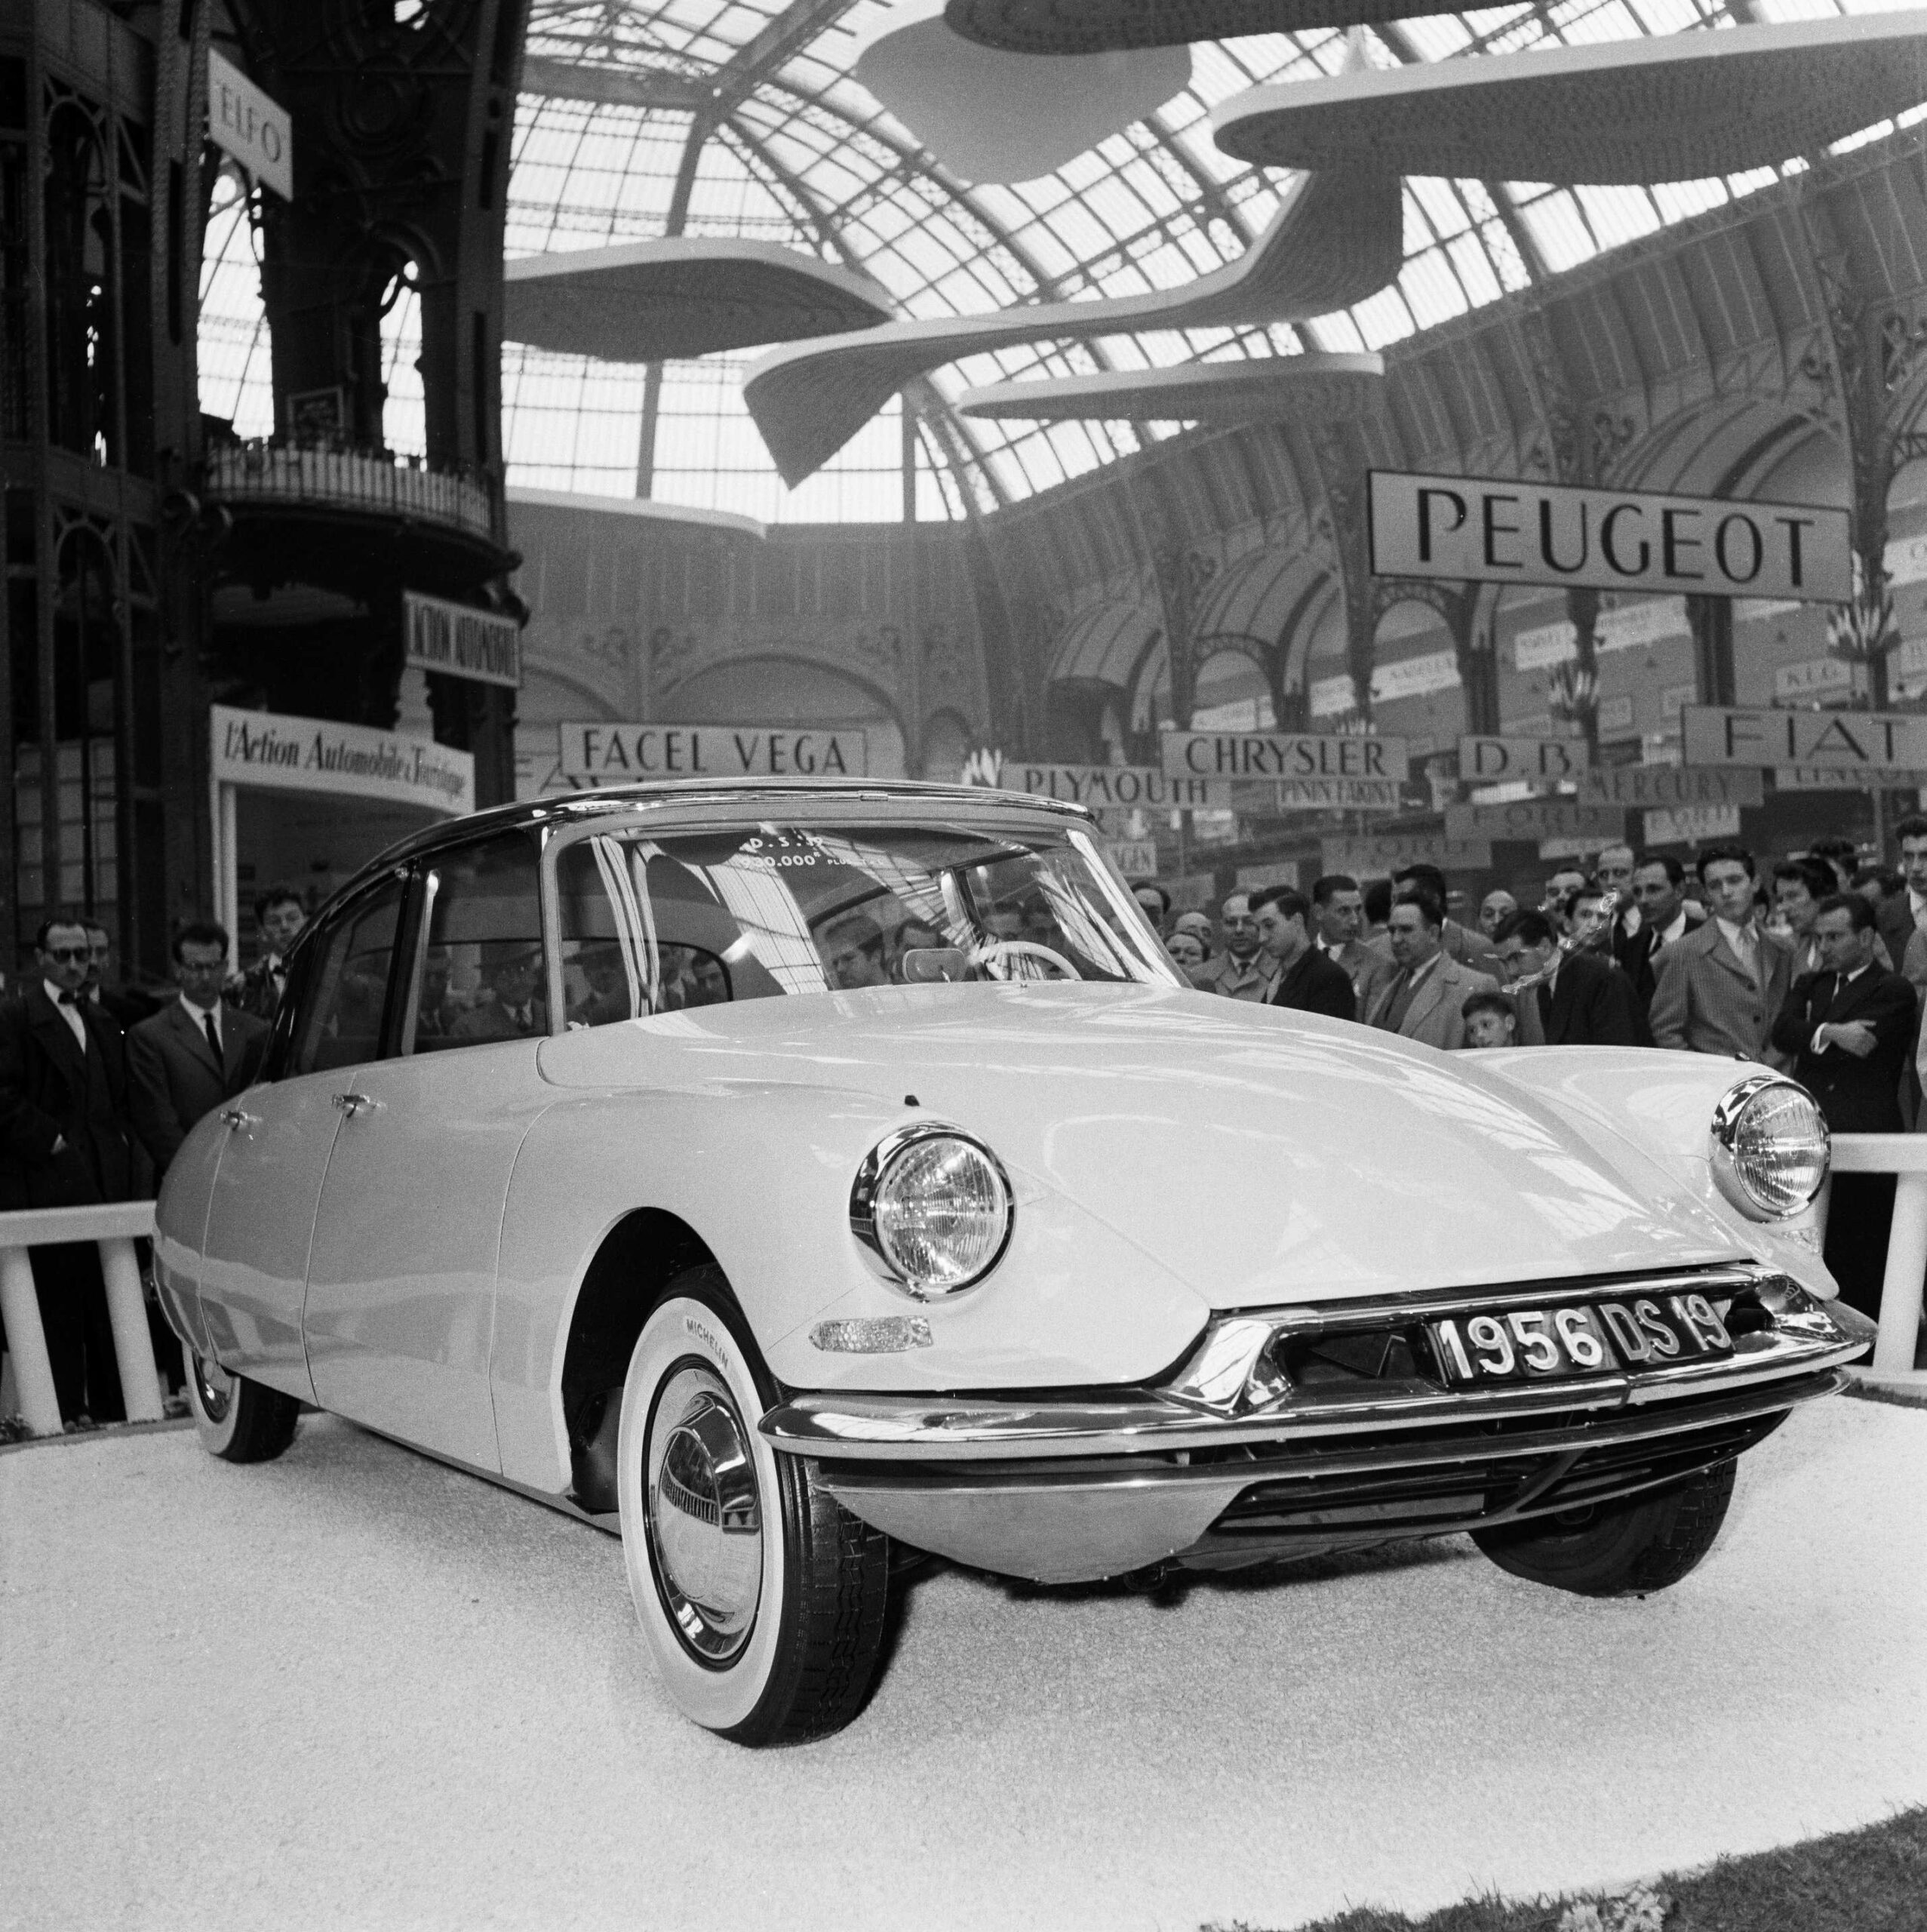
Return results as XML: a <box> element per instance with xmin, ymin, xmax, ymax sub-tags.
<box><xmin>646</xmin><ymin>1367</ymin><xmax>763</xmax><ymax>1665</ymax></box>
<box><xmin>193</xmin><ymin>1354</ymin><xmax>233</xmax><ymax>1424</ymax></box>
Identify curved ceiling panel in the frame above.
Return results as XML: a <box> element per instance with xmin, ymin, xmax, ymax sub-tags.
<box><xmin>1212</xmin><ymin>14</ymin><xmax>1927</xmax><ymax>186</ymax></box>
<box><xmin>945</xmin><ymin>0</ymin><xmax>1433</xmax><ymax>57</ymax></box>
<box><xmin>744</xmin><ymin>165</ymin><xmax>1402</xmax><ymax>483</ymax></box>
<box><xmin>503</xmin><ymin>239</ymin><xmax>896</xmax><ymax>361</ymax></box>
<box><xmin>854</xmin><ymin>0</ymin><xmax>1191</xmax><ymax>182</ymax></box>
<box><xmin>957</xmin><ymin>350</ymin><xmax>1384</xmax><ymax>425</ymax></box>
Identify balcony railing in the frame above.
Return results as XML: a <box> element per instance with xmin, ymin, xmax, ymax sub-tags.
<box><xmin>202</xmin><ymin>438</ymin><xmax>497</xmax><ymax>541</ymax></box>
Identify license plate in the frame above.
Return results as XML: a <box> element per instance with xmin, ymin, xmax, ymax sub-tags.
<box><xmin>1427</xmin><ymin>1291</ymin><xmax>1735</xmax><ymax>1386</ymax></box>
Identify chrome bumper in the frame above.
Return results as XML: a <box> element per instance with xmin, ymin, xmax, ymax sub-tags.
<box><xmin>761</xmin><ymin>1270</ymin><xmax>1872</xmax><ymax>1463</ymax></box>
<box><xmin>758</xmin><ymin>1272</ymin><xmax>1872</xmax><ymax>1584</ymax></box>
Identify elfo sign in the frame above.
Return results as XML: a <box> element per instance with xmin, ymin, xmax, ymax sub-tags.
<box><xmin>560</xmin><ymin>721</ymin><xmax>869</xmax><ymax>781</ymax></box>
<box><xmin>207</xmin><ymin>50</ymin><xmax>292</xmax><ymax>200</ymax></box>
<box><xmin>404</xmin><ymin>592</ymin><xmax>522</xmax><ymax>690</ymax></box>
<box><xmin>1369</xmin><ymin>470</ymin><xmax>1850</xmax><ymax>603</ymax></box>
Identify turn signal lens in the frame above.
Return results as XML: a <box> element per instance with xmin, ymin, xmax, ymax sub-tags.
<box><xmin>851</xmin><ymin>1125</ymin><xmax>1013</xmax><ymax>1297</ymax></box>
<box><xmin>1711</xmin><ymin>1077</ymin><xmax>1829</xmax><ymax>1219</ymax></box>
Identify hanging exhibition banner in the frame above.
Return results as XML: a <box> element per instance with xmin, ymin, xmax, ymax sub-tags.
<box><xmin>1322</xmin><ymin>834</ymin><xmax>1494</xmax><ymax>876</ymax></box>
<box><xmin>211</xmin><ymin>705</ymin><xmax>473</xmax><ymax>815</ymax></box>
<box><xmin>1368</xmin><ymin>471</ymin><xmax>1852</xmax><ymax>602</ymax></box>
<box><xmin>1444</xmin><ymin>799</ymin><xmax>1626</xmax><ymax>841</ymax></box>
<box><xmin>404</xmin><ymin>592</ymin><xmax>522</xmax><ymax>689</ymax></box>
<box><xmin>1680</xmin><ymin>706</ymin><xmax>1927</xmax><ymax>773</ymax></box>
<box><xmin>1003</xmin><ymin>763</ymin><xmax>1228</xmax><ymax>810</ymax></box>
<box><xmin>559</xmin><ymin>721</ymin><xmax>870</xmax><ymax>780</ymax></box>
<box><xmin>207</xmin><ymin>50</ymin><xmax>293</xmax><ymax>200</ymax></box>
<box><xmin>1575</xmin><ymin>766</ymin><xmax>1763</xmax><ymax>811</ymax></box>
<box><xmin>1161</xmin><ymin>730</ymin><xmax>1409</xmax><ymax>782</ymax></box>
<box><xmin>1458</xmin><ymin>735</ymin><xmax>1590</xmax><ymax>782</ymax></box>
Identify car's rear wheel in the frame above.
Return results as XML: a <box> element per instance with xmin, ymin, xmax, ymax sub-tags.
<box><xmin>1472</xmin><ymin>1460</ymin><xmax>1736</xmax><ymax>1597</ymax></box>
<box><xmin>183</xmin><ymin>1350</ymin><xmax>301</xmax><ymax>1463</ymax></box>
<box><xmin>617</xmin><ymin>1266</ymin><xmax>891</xmax><ymax>1745</ymax></box>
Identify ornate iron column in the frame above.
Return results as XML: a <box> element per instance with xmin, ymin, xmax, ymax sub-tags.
<box><xmin>210</xmin><ymin>0</ymin><xmax>530</xmax><ymax>798</ymax></box>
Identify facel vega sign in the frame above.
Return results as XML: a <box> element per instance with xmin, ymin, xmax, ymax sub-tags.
<box><xmin>1369</xmin><ymin>470</ymin><xmax>1851</xmax><ymax>603</ymax></box>
<box><xmin>560</xmin><ymin>721</ymin><xmax>870</xmax><ymax>780</ymax></box>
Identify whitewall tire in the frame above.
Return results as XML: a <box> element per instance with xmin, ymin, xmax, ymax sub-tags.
<box><xmin>616</xmin><ymin>1267</ymin><xmax>891</xmax><ymax>1744</ymax></box>
<box><xmin>183</xmin><ymin>1350</ymin><xmax>301</xmax><ymax>1463</ymax></box>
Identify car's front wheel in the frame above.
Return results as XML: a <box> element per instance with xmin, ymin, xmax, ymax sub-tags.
<box><xmin>1472</xmin><ymin>1460</ymin><xmax>1736</xmax><ymax>1597</ymax></box>
<box><xmin>616</xmin><ymin>1267</ymin><xmax>891</xmax><ymax>1744</ymax></box>
<box><xmin>183</xmin><ymin>1351</ymin><xmax>301</xmax><ymax>1463</ymax></box>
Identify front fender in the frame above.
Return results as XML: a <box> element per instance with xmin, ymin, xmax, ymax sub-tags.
<box><xmin>1477</xmin><ymin>1048</ymin><xmax>1838</xmax><ymax>1300</ymax></box>
<box><xmin>491</xmin><ymin>1080</ymin><xmax>1209</xmax><ymax>1494</ymax></box>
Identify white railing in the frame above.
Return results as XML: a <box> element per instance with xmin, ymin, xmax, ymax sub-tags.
<box><xmin>1824</xmin><ymin>1135</ymin><xmax>1927</xmax><ymax>1386</ymax></box>
<box><xmin>0</xmin><ymin>1202</ymin><xmax>161</xmax><ymax>1438</ymax></box>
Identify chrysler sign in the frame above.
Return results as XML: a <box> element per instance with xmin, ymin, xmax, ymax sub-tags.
<box><xmin>1369</xmin><ymin>471</ymin><xmax>1850</xmax><ymax>603</ymax></box>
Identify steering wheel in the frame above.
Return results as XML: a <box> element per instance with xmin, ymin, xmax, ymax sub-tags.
<box><xmin>971</xmin><ymin>938</ymin><xmax>1079</xmax><ymax>982</ymax></box>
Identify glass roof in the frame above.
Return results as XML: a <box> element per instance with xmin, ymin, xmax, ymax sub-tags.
<box><xmin>198</xmin><ymin>0</ymin><xmax>1921</xmax><ymax>525</ymax></box>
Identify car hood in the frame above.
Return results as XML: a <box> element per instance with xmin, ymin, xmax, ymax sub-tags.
<box><xmin>538</xmin><ymin>982</ymin><xmax>1750</xmax><ymax>1307</ymax></box>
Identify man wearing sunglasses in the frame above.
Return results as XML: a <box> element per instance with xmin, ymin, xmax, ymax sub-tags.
<box><xmin>0</xmin><ymin>917</ymin><xmax>139</xmax><ymax>1426</ymax></box>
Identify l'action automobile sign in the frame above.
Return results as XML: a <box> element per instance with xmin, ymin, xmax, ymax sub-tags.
<box><xmin>1369</xmin><ymin>470</ymin><xmax>1850</xmax><ymax>603</ymax></box>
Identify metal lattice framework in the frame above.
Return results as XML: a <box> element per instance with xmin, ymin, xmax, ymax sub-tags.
<box><xmin>192</xmin><ymin>0</ymin><xmax>1927</xmax><ymax>524</ymax></box>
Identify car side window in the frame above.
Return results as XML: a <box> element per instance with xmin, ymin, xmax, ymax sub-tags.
<box><xmin>555</xmin><ymin>833</ymin><xmax>737</xmax><ymax>1024</ymax></box>
<box><xmin>401</xmin><ymin>829</ymin><xmax>546</xmax><ymax>1052</ymax></box>
<box><xmin>287</xmin><ymin>875</ymin><xmax>407</xmax><ymax>1075</ymax></box>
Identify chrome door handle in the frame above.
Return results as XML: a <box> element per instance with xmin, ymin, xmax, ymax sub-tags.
<box><xmin>217</xmin><ymin>1106</ymin><xmax>257</xmax><ymax>1130</ymax></box>
<box><xmin>332</xmin><ymin>1092</ymin><xmax>383</xmax><ymax>1117</ymax></box>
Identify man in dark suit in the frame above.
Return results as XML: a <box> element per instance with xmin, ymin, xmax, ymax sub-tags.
<box><xmin>1771</xmin><ymin>893</ymin><xmax>1916</xmax><ymax>1318</ymax></box>
<box><xmin>1618</xmin><ymin>853</ymin><xmax>1706</xmax><ymax>1011</ymax></box>
<box><xmin>83</xmin><ymin>922</ymin><xmax>158</xmax><ymax>1030</ymax></box>
<box><xmin>0</xmin><ymin>916</ymin><xmax>139</xmax><ymax>1424</ymax></box>
<box><xmin>126</xmin><ymin>922</ymin><xmax>271</xmax><ymax>1185</ymax></box>
<box><xmin>1310</xmin><ymin>874</ymin><xmax>1395</xmax><ymax>1019</ymax></box>
<box><xmin>1252</xmin><ymin>885</ymin><xmax>1356</xmax><ymax>1020</ymax></box>
<box><xmin>1492</xmin><ymin>909</ymin><xmax>1646</xmax><ymax>1047</ymax></box>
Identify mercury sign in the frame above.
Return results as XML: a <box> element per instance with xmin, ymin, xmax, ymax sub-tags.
<box><xmin>207</xmin><ymin>50</ymin><xmax>292</xmax><ymax>201</ymax></box>
<box><xmin>560</xmin><ymin>721</ymin><xmax>869</xmax><ymax>781</ymax></box>
<box><xmin>1369</xmin><ymin>470</ymin><xmax>1850</xmax><ymax>604</ymax></box>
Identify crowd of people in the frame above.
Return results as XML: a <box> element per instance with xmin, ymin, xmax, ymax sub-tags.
<box><xmin>1138</xmin><ymin>820</ymin><xmax>1927</xmax><ymax>1318</ymax></box>
<box><xmin>0</xmin><ymin>889</ymin><xmax>304</xmax><ymax>1431</ymax></box>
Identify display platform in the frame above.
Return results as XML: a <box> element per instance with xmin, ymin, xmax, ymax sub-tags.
<box><xmin>3</xmin><ymin>1397</ymin><xmax>1920</xmax><ymax>1930</ymax></box>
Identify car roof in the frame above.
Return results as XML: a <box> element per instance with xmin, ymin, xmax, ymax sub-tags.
<box><xmin>358</xmin><ymin>775</ymin><xmax>1095</xmax><ymax>875</ymax></box>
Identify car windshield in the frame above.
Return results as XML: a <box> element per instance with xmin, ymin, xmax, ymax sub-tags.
<box><xmin>552</xmin><ymin>816</ymin><xmax>1179</xmax><ymax>1020</ymax></box>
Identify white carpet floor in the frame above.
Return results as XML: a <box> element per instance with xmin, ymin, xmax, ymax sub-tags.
<box><xmin>2</xmin><ymin>1393</ymin><xmax>1922</xmax><ymax>1932</ymax></box>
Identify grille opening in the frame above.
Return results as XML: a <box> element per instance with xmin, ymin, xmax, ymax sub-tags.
<box><xmin>1274</xmin><ymin>1326</ymin><xmax>1437</xmax><ymax>1390</ymax></box>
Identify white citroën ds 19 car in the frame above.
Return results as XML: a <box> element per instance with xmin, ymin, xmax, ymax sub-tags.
<box><xmin>158</xmin><ymin>780</ymin><xmax>1873</xmax><ymax>1743</ymax></box>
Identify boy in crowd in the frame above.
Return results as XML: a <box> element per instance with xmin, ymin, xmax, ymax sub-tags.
<box><xmin>1461</xmin><ymin>990</ymin><xmax>1519</xmax><ymax>1050</ymax></box>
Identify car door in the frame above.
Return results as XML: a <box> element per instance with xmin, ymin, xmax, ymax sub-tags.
<box><xmin>195</xmin><ymin>872</ymin><xmax>407</xmax><ymax>1404</ymax></box>
<box><xmin>301</xmin><ymin>829</ymin><xmax>552</xmax><ymax>1474</ymax></box>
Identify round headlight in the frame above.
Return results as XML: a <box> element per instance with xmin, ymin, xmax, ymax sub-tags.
<box><xmin>851</xmin><ymin>1125</ymin><xmax>1013</xmax><ymax>1296</ymax></box>
<box><xmin>1710</xmin><ymin>1075</ymin><xmax>1829</xmax><ymax>1219</ymax></box>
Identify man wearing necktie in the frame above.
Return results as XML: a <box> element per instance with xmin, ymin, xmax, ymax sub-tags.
<box><xmin>1771</xmin><ymin>894</ymin><xmax>1916</xmax><ymax>1317</ymax></box>
<box><xmin>1649</xmin><ymin>846</ymin><xmax>1791</xmax><ymax>1062</ymax></box>
<box><xmin>0</xmin><ymin>918</ymin><xmax>139</xmax><ymax>1424</ymax></box>
<box><xmin>451</xmin><ymin>940</ymin><xmax>549</xmax><ymax>1041</ymax></box>
<box><xmin>126</xmin><ymin>922</ymin><xmax>272</xmax><ymax>1186</ymax></box>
